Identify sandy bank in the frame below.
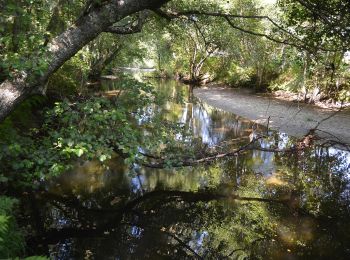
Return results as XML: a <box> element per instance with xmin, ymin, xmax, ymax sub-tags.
<box><xmin>194</xmin><ymin>87</ymin><xmax>350</xmax><ymax>145</ymax></box>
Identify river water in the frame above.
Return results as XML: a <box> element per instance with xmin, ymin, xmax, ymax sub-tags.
<box><xmin>25</xmin><ymin>80</ymin><xmax>350</xmax><ymax>259</ymax></box>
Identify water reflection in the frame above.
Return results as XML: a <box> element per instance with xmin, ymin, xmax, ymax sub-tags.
<box><xmin>188</xmin><ymin>231</ymin><xmax>209</xmax><ymax>254</ymax></box>
<box><xmin>49</xmin><ymin>239</ymin><xmax>73</xmax><ymax>259</ymax></box>
<box><xmin>26</xmin><ymin>79</ymin><xmax>350</xmax><ymax>259</ymax></box>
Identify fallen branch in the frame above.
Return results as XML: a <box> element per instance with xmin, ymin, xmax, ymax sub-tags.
<box><xmin>143</xmin><ymin>138</ymin><xmax>259</xmax><ymax>168</ymax></box>
<box><xmin>141</xmin><ymin>137</ymin><xmax>298</xmax><ymax>169</ymax></box>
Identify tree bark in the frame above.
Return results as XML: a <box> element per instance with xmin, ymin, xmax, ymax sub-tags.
<box><xmin>0</xmin><ymin>0</ymin><xmax>169</xmax><ymax>122</ymax></box>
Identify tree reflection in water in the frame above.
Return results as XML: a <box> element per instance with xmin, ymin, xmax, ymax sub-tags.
<box><xmin>22</xmin><ymin>80</ymin><xmax>350</xmax><ymax>259</ymax></box>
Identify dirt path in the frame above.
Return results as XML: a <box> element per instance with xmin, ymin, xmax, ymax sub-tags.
<box><xmin>194</xmin><ymin>87</ymin><xmax>350</xmax><ymax>145</ymax></box>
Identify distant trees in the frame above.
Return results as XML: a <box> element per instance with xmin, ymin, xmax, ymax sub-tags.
<box><xmin>276</xmin><ymin>0</ymin><xmax>350</xmax><ymax>102</ymax></box>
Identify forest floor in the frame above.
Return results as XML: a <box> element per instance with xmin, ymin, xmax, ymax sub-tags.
<box><xmin>194</xmin><ymin>86</ymin><xmax>350</xmax><ymax>145</ymax></box>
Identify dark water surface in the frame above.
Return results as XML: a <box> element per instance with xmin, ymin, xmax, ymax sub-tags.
<box><xmin>24</xmin><ymin>80</ymin><xmax>350</xmax><ymax>259</ymax></box>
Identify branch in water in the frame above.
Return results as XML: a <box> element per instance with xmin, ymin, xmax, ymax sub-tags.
<box><xmin>141</xmin><ymin>137</ymin><xmax>297</xmax><ymax>169</ymax></box>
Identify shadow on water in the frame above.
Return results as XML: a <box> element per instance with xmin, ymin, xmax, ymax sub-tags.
<box><xmin>22</xmin><ymin>79</ymin><xmax>350</xmax><ymax>259</ymax></box>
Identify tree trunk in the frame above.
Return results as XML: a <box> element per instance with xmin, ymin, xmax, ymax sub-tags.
<box><xmin>0</xmin><ymin>0</ymin><xmax>169</xmax><ymax>122</ymax></box>
<box><xmin>11</xmin><ymin>9</ymin><xmax>21</xmax><ymax>52</ymax></box>
<box><xmin>88</xmin><ymin>45</ymin><xmax>122</xmax><ymax>81</ymax></box>
<box><xmin>302</xmin><ymin>51</ymin><xmax>310</xmax><ymax>102</ymax></box>
<box><xmin>0</xmin><ymin>73</ymin><xmax>31</xmax><ymax>122</ymax></box>
<box><xmin>280</xmin><ymin>45</ymin><xmax>286</xmax><ymax>72</ymax></box>
<box><xmin>43</xmin><ymin>0</ymin><xmax>68</xmax><ymax>46</ymax></box>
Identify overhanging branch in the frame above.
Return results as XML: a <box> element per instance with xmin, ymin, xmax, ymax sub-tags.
<box><xmin>153</xmin><ymin>8</ymin><xmax>338</xmax><ymax>52</ymax></box>
<box><xmin>104</xmin><ymin>11</ymin><xmax>150</xmax><ymax>35</ymax></box>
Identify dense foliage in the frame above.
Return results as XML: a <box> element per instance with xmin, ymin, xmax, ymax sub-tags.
<box><xmin>0</xmin><ymin>77</ymin><xmax>193</xmax><ymax>187</ymax></box>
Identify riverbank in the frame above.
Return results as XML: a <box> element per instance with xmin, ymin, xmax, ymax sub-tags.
<box><xmin>194</xmin><ymin>86</ymin><xmax>350</xmax><ymax>145</ymax></box>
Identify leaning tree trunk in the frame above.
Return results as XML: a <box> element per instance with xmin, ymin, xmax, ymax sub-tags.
<box><xmin>0</xmin><ymin>0</ymin><xmax>169</xmax><ymax>122</ymax></box>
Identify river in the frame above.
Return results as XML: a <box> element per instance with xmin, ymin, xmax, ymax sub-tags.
<box><xmin>24</xmin><ymin>79</ymin><xmax>350</xmax><ymax>259</ymax></box>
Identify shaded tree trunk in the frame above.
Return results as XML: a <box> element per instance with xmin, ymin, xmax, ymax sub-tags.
<box><xmin>0</xmin><ymin>0</ymin><xmax>169</xmax><ymax>122</ymax></box>
<box><xmin>11</xmin><ymin>9</ymin><xmax>21</xmax><ymax>52</ymax></box>
<box><xmin>280</xmin><ymin>45</ymin><xmax>286</xmax><ymax>72</ymax></box>
<box><xmin>43</xmin><ymin>0</ymin><xmax>68</xmax><ymax>46</ymax></box>
<box><xmin>302</xmin><ymin>51</ymin><xmax>310</xmax><ymax>101</ymax></box>
<box><xmin>88</xmin><ymin>45</ymin><xmax>122</xmax><ymax>81</ymax></box>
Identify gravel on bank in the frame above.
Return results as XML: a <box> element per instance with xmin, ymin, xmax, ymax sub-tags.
<box><xmin>194</xmin><ymin>87</ymin><xmax>350</xmax><ymax>145</ymax></box>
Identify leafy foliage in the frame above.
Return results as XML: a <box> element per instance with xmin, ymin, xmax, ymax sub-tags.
<box><xmin>278</xmin><ymin>0</ymin><xmax>350</xmax><ymax>51</ymax></box>
<box><xmin>0</xmin><ymin>77</ymin><xmax>193</xmax><ymax>185</ymax></box>
<box><xmin>0</xmin><ymin>197</ymin><xmax>24</xmax><ymax>258</ymax></box>
<box><xmin>0</xmin><ymin>0</ymin><xmax>86</xmax><ymax>83</ymax></box>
